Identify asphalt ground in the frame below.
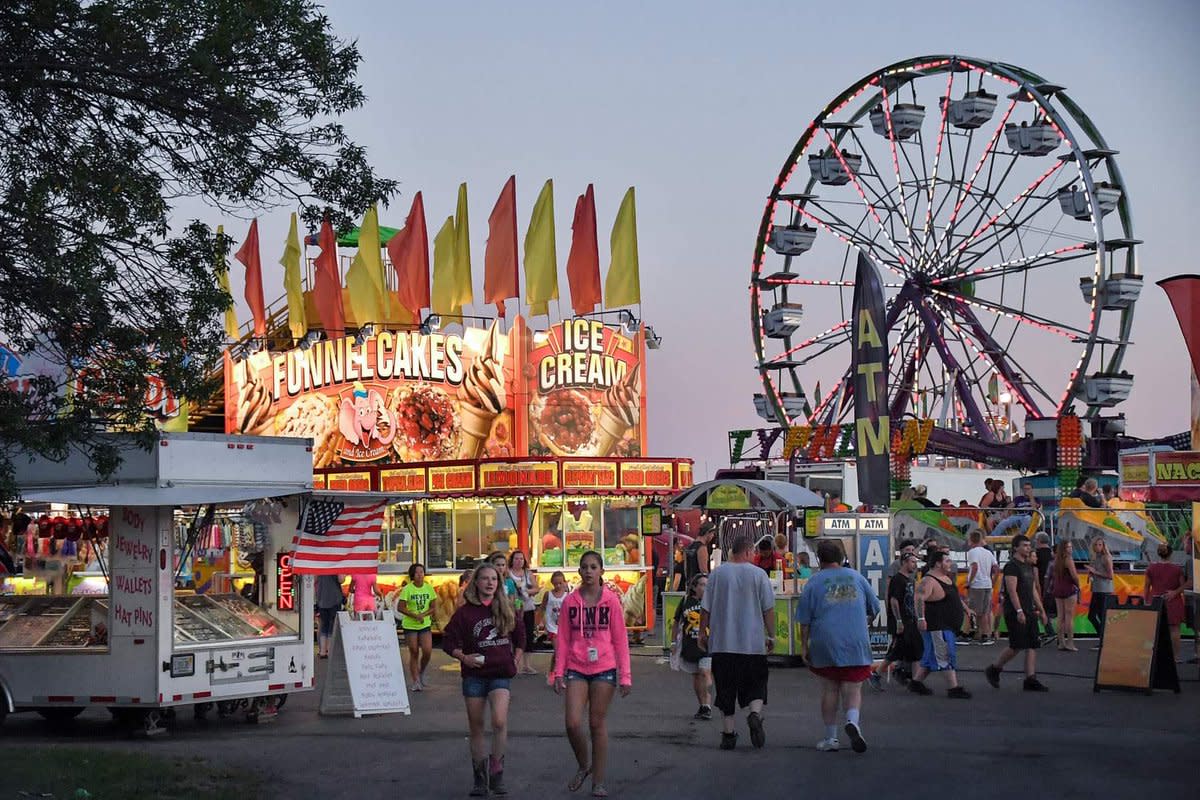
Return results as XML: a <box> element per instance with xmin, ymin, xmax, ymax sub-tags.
<box><xmin>2</xmin><ymin>637</ymin><xmax>1197</xmax><ymax>800</ymax></box>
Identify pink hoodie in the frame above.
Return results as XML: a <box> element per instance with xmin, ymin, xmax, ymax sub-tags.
<box><xmin>552</xmin><ymin>586</ymin><xmax>632</xmax><ymax>686</ymax></box>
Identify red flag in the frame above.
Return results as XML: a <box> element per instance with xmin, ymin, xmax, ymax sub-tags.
<box><xmin>313</xmin><ymin>217</ymin><xmax>346</xmax><ymax>336</ymax></box>
<box><xmin>566</xmin><ymin>184</ymin><xmax>601</xmax><ymax>316</ymax></box>
<box><xmin>484</xmin><ymin>176</ymin><xmax>519</xmax><ymax>317</ymax></box>
<box><xmin>1159</xmin><ymin>275</ymin><xmax>1200</xmax><ymax>378</ymax></box>
<box><xmin>387</xmin><ymin>192</ymin><xmax>431</xmax><ymax>320</ymax></box>
<box><xmin>234</xmin><ymin>219</ymin><xmax>267</xmax><ymax>337</ymax></box>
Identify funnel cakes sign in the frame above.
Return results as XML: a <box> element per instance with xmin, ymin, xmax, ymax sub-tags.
<box><xmin>225</xmin><ymin>316</ymin><xmax>647</xmax><ymax>467</ymax></box>
<box><xmin>226</xmin><ymin>322</ymin><xmax>515</xmax><ymax>467</ymax></box>
<box><xmin>528</xmin><ymin>319</ymin><xmax>646</xmax><ymax>458</ymax></box>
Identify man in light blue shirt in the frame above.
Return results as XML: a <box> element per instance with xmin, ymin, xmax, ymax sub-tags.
<box><xmin>796</xmin><ymin>538</ymin><xmax>880</xmax><ymax>754</ymax></box>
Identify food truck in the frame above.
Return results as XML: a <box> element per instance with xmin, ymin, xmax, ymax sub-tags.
<box><xmin>0</xmin><ymin>432</ymin><xmax>319</xmax><ymax>734</ymax></box>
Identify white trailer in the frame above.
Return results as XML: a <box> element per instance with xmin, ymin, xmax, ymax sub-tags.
<box><xmin>0</xmin><ymin>432</ymin><xmax>318</xmax><ymax>734</ymax></box>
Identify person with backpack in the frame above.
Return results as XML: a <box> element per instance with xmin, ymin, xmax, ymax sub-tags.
<box><xmin>684</xmin><ymin>521</ymin><xmax>716</xmax><ymax>584</ymax></box>
<box><xmin>671</xmin><ymin>573</ymin><xmax>713</xmax><ymax>720</ymax></box>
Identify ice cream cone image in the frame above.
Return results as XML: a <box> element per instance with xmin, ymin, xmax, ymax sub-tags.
<box><xmin>456</xmin><ymin>321</ymin><xmax>506</xmax><ymax>459</ymax></box>
<box><xmin>594</xmin><ymin>408</ymin><xmax>631</xmax><ymax>457</ymax></box>
<box><xmin>596</xmin><ymin>364</ymin><xmax>640</xmax><ymax>457</ymax></box>
<box><xmin>458</xmin><ymin>402</ymin><xmax>497</xmax><ymax>459</ymax></box>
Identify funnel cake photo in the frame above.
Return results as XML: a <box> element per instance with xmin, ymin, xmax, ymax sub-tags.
<box><xmin>456</xmin><ymin>322</ymin><xmax>507</xmax><ymax>459</ymax></box>
<box><xmin>274</xmin><ymin>393</ymin><xmax>343</xmax><ymax>468</ymax></box>
<box><xmin>390</xmin><ymin>385</ymin><xmax>460</xmax><ymax>461</ymax></box>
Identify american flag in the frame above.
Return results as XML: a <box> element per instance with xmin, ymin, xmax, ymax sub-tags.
<box><xmin>291</xmin><ymin>500</ymin><xmax>385</xmax><ymax>575</ymax></box>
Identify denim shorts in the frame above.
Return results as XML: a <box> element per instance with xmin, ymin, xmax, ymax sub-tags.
<box><xmin>564</xmin><ymin>668</ymin><xmax>618</xmax><ymax>685</ymax></box>
<box><xmin>461</xmin><ymin>675</ymin><xmax>511</xmax><ymax>698</ymax></box>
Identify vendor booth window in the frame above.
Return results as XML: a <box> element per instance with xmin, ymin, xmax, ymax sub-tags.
<box><xmin>481</xmin><ymin>502</ymin><xmax>519</xmax><ymax>557</ymax></box>
<box><xmin>602</xmin><ymin>500</ymin><xmax>643</xmax><ymax>567</ymax></box>
<box><xmin>452</xmin><ymin>504</ymin><xmax>485</xmax><ymax>564</ymax></box>
<box><xmin>547</xmin><ymin>499</ymin><xmax>602</xmax><ymax>568</ymax></box>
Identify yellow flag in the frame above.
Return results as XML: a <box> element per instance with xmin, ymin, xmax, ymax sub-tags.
<box><xmin>216</xmin><ymin>224</ymin><xmax>240</xmax><ymax>339</ymax></box>
<box><xmin>431</xmin><ymin>215</ymin><xmax>461</xmax><ymax>319</ymax></box>
<box><xmin>605</xmin><ymin>187</ymin><xmax>641</xmax><ymax>308</ymax></box>
<box><xmin>346</xmin><ymin>205</ymin><xmax>385</xmax><ymax>326</ymax></box>
<box><xmin>524</xmin><ymin>179</ymin><xmax>558</xmax><ymax>317</ymax></box>
<box><xmin>453</xmin><ymin>183</ymin><xmax>474</xmax><ymax>308</ymax></box>
<box><xmin>280</xmin><ymin>213</ymin><xmax>307</xmax><ymax>340</ymax></box>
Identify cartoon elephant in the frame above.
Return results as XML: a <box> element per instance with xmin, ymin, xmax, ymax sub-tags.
<box><xmin>339</xmin><ymin>381</ymin><xmax>396</xmax><ymax>447</ymax></box>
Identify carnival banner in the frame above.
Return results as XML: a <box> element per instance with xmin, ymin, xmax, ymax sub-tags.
<box><xmin>850</xmin><ymin>252</ymin><xmax>890</xmax><ymax>507</ymax></box>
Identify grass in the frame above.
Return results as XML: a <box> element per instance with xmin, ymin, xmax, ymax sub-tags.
<box><xmin>0</xmin><ymin>747</ymin><xmax>264</xmax><ymax>800</ymax></box>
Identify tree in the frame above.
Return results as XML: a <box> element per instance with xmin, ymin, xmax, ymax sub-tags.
<box><xmin>0</xmin><ymin>0</ymin><xmax>396</xmax><ymax>499</ymax></box>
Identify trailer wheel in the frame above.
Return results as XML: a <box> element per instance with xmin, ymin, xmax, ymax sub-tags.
<box><xmin>193</xmin><ymin>702</ymin><xmax>213</xmax><ymax>720</ymax></box>
<box><xmin>38</xmin><ymin>707</ymin><xmax>84</xmax><ymax>723</ymax></box>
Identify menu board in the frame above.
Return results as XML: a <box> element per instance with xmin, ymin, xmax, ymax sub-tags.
<box><xmin>425</xmin><ymin>510</ymin><xmax>453</xmax><ymax>569</ymax></box>
<box><xmin>1094</xmin><ymin>603</ymin><xmax>1180</xmax><ymax>694</ymax></box>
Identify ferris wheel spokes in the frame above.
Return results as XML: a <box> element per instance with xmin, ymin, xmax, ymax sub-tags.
<box><xmin>930</xmin><ymin>242</ymin><xmax>1092</xmax><ymax>287</ymax></box>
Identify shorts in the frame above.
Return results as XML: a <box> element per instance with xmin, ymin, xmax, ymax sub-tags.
<box><xmin>678</xmin><ymin>656</ymin><xmax>713</xmax><ymax>674</ymax></box>
<box><xmin>461</xmin><ymin>675</ymin><xmax>512</xmax><ymax>698</ymax></box>
<box><xmin>886</xmin><ymin>626</ymin><xmax>923</xmax><ymax>663</ymax></box>
<box><xmin>711</xmin><ymin>653</ymin><xmax>769</xmax><ymax>716</ymax></box>
<box><xmin>810</xmin><ymin>665</ymin><xmax>873</xmax><ymax>683</ymax></box>
<box><xmin>403</xmin><ymin>626</ymin><xmax>432</xmax><ymax>636</ymax></box>
<box><xmin>1004</xmin><ymin>611</ymin><xmax>1041</xmax><ymax>651</ymax></box>
<box><xmin>919</xmin><ymin>630</ymin><xmax>958</xmax><ymax>672</ymax></box>
<box><xmin>968</xmin><ymin>588</ymin><xmax>993</xmax><ymax>618</ymax></box>
<box><xmin>564</xmin><ymin>668</ymin><xmax>619</xmax><ymax>685</ymax></box>
<box><xmin>318</xmin><ymin>607</ymin><xmax>338</xmax><ymax>637</ymax></box>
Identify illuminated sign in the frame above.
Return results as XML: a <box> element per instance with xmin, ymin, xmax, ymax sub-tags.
<box><xmin>562</xmin><ymin>461</ymin><xmax>619</xmax><ymax>490</ymax></box>
<box><xmin>380</xmin><ymin>467</ymin><xmax>427</xmax><ymax>493</ymax></box>
<box><xmin>429</xmin><ymin>465</ymin><xmax>476</xmax><ymax>493</ymax></box>
<box><xmin>677</xmin><ymin>462</ymin><xmax>694</xmax><ymax>488</ymax></box>
<box><xmin>276</xmin><ymin>552</ymin><xmax>295</xmax><ymax>612</ymax></box>
<box><xmin>326</xmin><ymin>471</ymin><xmax>371</xmax><ymax>492</ymax></box>
<box><xmin>479</xmin><ymin>462</ymin><xmax>558</xmax><ymax>491</ymax></box>
<box><xmin>311</xmin><ymin>473</ymin><xmax>327</xmax><ymax>490</ymax></box>
<box><xmin>619</xmin><ymin>461</ymin><xmax>674</xmax><ymax>491</ymax></box>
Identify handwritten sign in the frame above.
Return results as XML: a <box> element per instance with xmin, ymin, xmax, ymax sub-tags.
<box><xmin>1094</xmin><ymin>600</ymin><xmax>1180</xmax><ymax>694</ymax></box>
<box><xmin>320</xmin><ymin>612</ymin><xmax>409</xmax><ymax>717</ymax></box>
<box><xmin>109</xmin><ymin>505</ymin><xmax>158</xmax><ymax>636</ymax></box>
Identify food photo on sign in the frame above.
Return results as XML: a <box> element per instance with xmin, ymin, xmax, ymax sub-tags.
<box><xmin>225</xmin><ymin>321</ymin><xmax>516</xmax><ymax>466</ymax></box>
<box><xmin>527</xmin><ymin>319</ymin><xmax>646</xmax><ymax>458</ymax></box>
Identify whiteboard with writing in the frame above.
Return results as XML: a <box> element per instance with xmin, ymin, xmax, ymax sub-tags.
<box><xmin>327</xmin><ymin>612</ymin><xmax>409</xmax><ymax>717</ymax></box>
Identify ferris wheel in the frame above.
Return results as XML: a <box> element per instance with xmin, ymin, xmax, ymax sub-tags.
<box><xmin>751</xmin><ymin>55</ymin><xmax>1140</xmax><ymax>459</ymax></box>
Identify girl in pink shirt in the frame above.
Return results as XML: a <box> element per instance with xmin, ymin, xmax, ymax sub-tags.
<box><xmin>552</xmin><ymin>551</ymin><xmax>632</xmax><ymax>798</ymax></box>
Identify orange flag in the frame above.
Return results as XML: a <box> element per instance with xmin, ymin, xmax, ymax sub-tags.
<box><xmin>566</xmin><ymin>184</ymin><xmax>601</xmax><ymax>316</ymax></box>
<box><xmin>234</xmin><ymin>219</ymin><xmax>267</xmax><ymax>337</ymax></box>
<box><xmin>313</xmin><ymin>217</ymin><xmax>346</xmax><ymax>336</ymax></box>
<box><xmin>387</xmin><ymin>192</ymin><xmax>431</xmax><ymax>320</ymax></box>
<box><xmin>484</xmin><ymin>176</ymin><xmax>519</xmax><ymax>317</ymax></box>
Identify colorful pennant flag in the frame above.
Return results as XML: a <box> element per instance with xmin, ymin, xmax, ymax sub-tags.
<box><xmin>312</xmin><ymin>217</ymin><xmax>346</xmax><ymax>336</ymax></box>
<box><xmin>431</xmin><ymin>215</ymin><xmax>461</xmax><ymax>319</ymax></box>
<box><xmin>215</xmin><ymin>224</ymin><xmax>240</xmax><ymax>340</ymax></box>
<box><xmin>234</xmin><ymin>219</ymin><xmax>267</xmax><ymax>337</ymax></box>
<box><xmin>453</xmin><ymin>182</ymin><xmax>474</xmax><ymax>309</ymax></box>
<box><xmin>345</xmin><ymin>205</ymin><xmax>386</xmax><ymax>327</ymax></box>
<box><xmin>280</xmin><ymin>213</ymin><xmax>307</xmax><ymax>340</ymax></box>
<box><xmin>484</xmin><ymin>176</ymin><xmax>519</xmax><ymax>317</ymax></box>
<box><xmin>566</xmin><ymin>184</ymin><xmax>601</xmax><ymax>317</ymax></box>
<box><xmin>387</xmin><ymin>192</ymin><xmax>431</xmax><ymax>322</ymax></box>
<box><xmin>524</xmin><ymin>179</ymin><xmax>558</xmax><ymax>318</ymax></box>
<box><xmin>605</xmin><ymin>187</ymin><xmax>641</xmax><ymax>309</ymax></box>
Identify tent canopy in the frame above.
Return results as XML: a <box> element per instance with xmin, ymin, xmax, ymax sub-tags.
<box><xmin>669</xmin><ymin>479</ymin><xmax>824</xmax><ymax>513</ymax></box>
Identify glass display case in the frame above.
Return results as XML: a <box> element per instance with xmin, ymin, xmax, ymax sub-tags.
<box><xmin>172</xmin><ymin>593</ymin><xmax>297</xmax><ymax>646</ymax></box>
<box><xmin>0</xmin><ymin>596</ymin><xmax>107</xmax><ymax>650</ymax></box>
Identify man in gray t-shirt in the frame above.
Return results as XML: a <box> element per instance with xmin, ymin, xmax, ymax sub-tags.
<box><xmin>700</xmin><ymin>534</ymin><xmax>776</xmax><ymax>751</ymax></box>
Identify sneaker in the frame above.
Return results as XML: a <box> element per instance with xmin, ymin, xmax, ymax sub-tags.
<box><xmin>719</xmin><ymin>732</ymin><xmax>738</xmax><ymax>750</ymax></box>
<box><xmin>955</xmin><ymin>636</ymin><xmax>973</xmax><ymax>646</ymax></box>
<box><xmin>816</xmin><ymin>737</ymin><xmax>840</xmax><ymax>752</ymax></box>
<box><xmin>1022</xmin><ymin>676</ymin><xmax>1049</xmax><ymax>692</ymax></box>
<box><xmin>984</xmin><ymin>665</ymin><xmax>1000</xmax><ymax>689</ymax></box>
<box><xmin>411</xmin><ymin>681</ymin><xmax>423</xmax><ymax>693</ymax></box>
<box><xmin>868</xmin><ymin>672</ymin><xmax>883</xmax><ymax>692</ymax></box>
<box><xmin>694</xmin><ymin>705</ymin><xmax>713</xmax><ymax>720</ymax></box>
<box><xmin>948</xmin><ymin>686</ymin><xmax>972</xmax><ymax>699</ymax></box>
<box><xmin>980</xmin><ymin>637</ymin><xmax>996</xmax><ymax>647</ymax></box>
<box><xmin>907</xmin><ymin>679</ymin><xmax>933</xmax><ymax>696</ymax></box>
<box><xmin>747</xmin><ymin>711</ymin><xmax>766</xmax><ymax>748</ymax></box>
<box><xmin>843</xmin><ymin>721</ymin><xmax>867</xmax><ymax>753</ymax></box>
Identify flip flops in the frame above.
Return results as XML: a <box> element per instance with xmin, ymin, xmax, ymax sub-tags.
<box><xmin>568</xmin><ymin>767</ymin><xmax>591</xmax><ymax>792</ymax></box>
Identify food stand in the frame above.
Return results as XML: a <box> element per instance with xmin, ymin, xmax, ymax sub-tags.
<box><xmin>0</xmin><ymin>432</ymin><xmax>318</xmax><ymax>734</ymax></box>
<box><xmin>221</xmin><ymin>315</ymin><xmax>694</xmax><ymax>634</ymax></box>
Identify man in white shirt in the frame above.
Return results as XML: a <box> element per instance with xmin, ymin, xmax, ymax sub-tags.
<box><xmin>965</xmin><ymin>531</ymin><xmax>999</xmax><ymax>645</ymax></box>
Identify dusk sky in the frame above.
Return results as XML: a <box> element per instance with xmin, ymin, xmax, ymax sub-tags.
<box><xmin>209</xmin><ymin>0</ymin><xmax>1200</xmax><ymax>478</ymax></box>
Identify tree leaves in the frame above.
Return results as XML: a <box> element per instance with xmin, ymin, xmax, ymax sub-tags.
<box><xmin>0</xmin><ymin>0</ymin><xmax>396</xmax><ymax>500</ymax></box>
